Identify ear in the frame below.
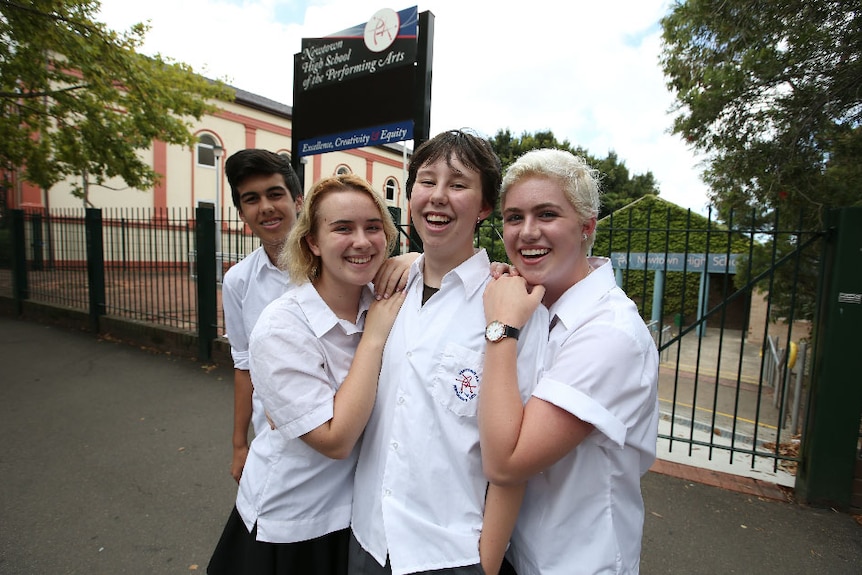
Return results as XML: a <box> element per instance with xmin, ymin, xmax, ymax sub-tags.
<box><xmin>582</xmin><ymin>216</ymin><xmax>597</xmax><ymax>237</ymax></box>
<box><xmin>478</xmin><ymin>202</ymin><xmax>494</xmax><ymax>222</ymax></box>
<box><xmin>237</xmin><ymin>209</ymin><xmax>247</xmax><ymax>224</ymax></box>
<box><xmin>305</xmin><ymin>233</ymin><xmax>321</xmax><ymax>256</ymax></box>
<box><xmin>294</xmin><ymin>194</ymin><xmax>304</xmax><ymax>213</ymax></box>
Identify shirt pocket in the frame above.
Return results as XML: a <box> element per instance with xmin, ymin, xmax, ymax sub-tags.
<box><xmin>430</xmin><ymin>342</ymin><xmax>484</xmax><ymax>417</ymax></box>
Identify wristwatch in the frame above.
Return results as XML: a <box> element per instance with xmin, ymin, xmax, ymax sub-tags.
<box><xmin>485</xmin><ymin>320</ymin><xmax>520</xmax><ymax>343</ymax></box>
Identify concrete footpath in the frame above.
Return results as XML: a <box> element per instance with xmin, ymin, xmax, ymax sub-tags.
<box><xmin>1</xmin><ymin>317</ymin><xmax>860</xmax><ymax>574</ymax></box>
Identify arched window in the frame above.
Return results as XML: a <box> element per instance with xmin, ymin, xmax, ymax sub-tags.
<box><xmin>197</xmin><ymin>134</ymin><xmax>218</xmax><ymax>167</ymax></box>
<box><xmin>335</xmin><ymin>164</ymin><xmax>352</xmax><ymax>176</ymax></box>
<box><xmin>384</xmin><ymin>177</ymin><xmax>398</xmax><ymax>201</ymax></box>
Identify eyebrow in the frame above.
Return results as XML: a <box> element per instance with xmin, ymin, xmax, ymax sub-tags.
<box><xmin>327</xmin><ymin>217</ymin><xmax>384</xmax><ymax>225</ymax></box>
<box><xmin>504</xmin><ymin>202</ymin><xmax>562</xmax><ymax>214</ymax></box>
<box><xmin>417</xmin><ymin>166</ymin><xmax>467</xmax><ymax>178</ymax></box>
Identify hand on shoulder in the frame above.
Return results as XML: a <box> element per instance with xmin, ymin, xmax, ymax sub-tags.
<box><xmin>483</xmin><ymin>276</ymin><xmax>545</xmax><ymax>329</ymax></box>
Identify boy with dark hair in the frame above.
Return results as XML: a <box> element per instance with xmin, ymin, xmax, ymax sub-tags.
<box><xmin>222</xmin><ymin>149</ymin><xmax>304</xmax><ymax>482</ymax></box>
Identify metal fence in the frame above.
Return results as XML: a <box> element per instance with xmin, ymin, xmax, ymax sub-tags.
<box><xmin>2</xmin><ymin>207</ymin><xmax>262</xmax><ymax>334</ymax></box>
<box><xmin>590</xmin><ymin>205</ymin><xmax>824</xmax><ymax>483</ymax></box>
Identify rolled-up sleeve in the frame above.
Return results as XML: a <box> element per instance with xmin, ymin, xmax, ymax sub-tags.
<box><xmin>539</xmin><ymin>319</ymin><xmax>654</xmax><ymax>449</ymax></box>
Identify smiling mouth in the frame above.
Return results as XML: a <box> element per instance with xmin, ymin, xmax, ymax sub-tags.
<box><xmin>260</xmin><ymin>218</ymin><xmax>282</xmax><ymax>227</ymax></box>
<box><xmin>346</xmin><ymin>256</ymin><xmax>373</xmax><ymax>264</ymax></box>
<box><xmin>520</xmin><ymin>248</ymin><xmax>550</xmax><ymax>259</ymax></box>
<box><xmin>425</xmin><ymin>214</ymin><xmax>451</xmax><ymax>225</ymax></box>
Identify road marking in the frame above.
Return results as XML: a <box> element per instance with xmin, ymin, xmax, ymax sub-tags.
<box><xmin>658</xmin><ymin>397</ymin><xmax>778</xmax><ymax>431</ymax></box>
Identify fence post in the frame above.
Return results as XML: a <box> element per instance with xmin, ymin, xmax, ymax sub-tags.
<box><xmin>85</xmin><ymin>208</ymin><xmax>106</xmax><ymax>332</ymax></box>
<box><xmin>796</xmin><ymin>207</ymin><xmax>862</xmax><ymax>509</ymax></box>
<box><xmin>31</xmin><ymin>212</ymin><xmax>44</xmax><ymax>271</ymax></box>
<box><xmin>10</xmin><ymin>209</ymin><xmax>28</xmax><ymax>313</ymax></box>
<box><xmin>196</xmin><ymin>202</ymin><xmax>218</xmax><ymax>362</ymax></box>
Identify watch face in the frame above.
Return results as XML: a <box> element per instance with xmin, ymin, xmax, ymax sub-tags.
<box><xmin>486</xmin><ymin>321</ymin><xmax>505</xmax><ymax>342</ymax></box>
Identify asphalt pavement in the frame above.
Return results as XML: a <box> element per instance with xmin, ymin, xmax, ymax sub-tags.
<box><xmin>1</xmin><ymin>316</ymin><xmax>860</xmax><ymax>574</ymax></box>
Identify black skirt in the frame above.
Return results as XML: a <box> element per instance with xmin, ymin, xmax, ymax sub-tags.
<box><xmin>500</xmin><ymin>557</ymin><xmax>518</xmax><ymax>575</ymax></box>
<box><xmin>207</xmin><ymin>506</ymin><xmax>349</xmax><ymax>575</ymax></box>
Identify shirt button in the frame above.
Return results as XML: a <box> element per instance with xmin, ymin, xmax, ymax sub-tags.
<box><xmin>397</xmin><ymin>396</ymin><xmax>405</xmax><ymax>405</ymax></box>
<box><xmin>391</xmin><ymin>441</ymin><xmax>399</xmax><ymax>450</ymax></box>
<box><xmin>384</xmin><ymin>489</ymin><xmax>391</xmax><ymax>497</ymax></box>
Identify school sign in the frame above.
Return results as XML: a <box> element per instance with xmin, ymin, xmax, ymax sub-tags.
<box><xmin>292</xmin><ymin>6</ymin><xmax>431</xmax><ymax>159</ymax></box>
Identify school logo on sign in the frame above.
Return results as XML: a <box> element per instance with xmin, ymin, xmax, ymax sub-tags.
<box><xmin>364</xmin><ymin>8</ymin><xmax>399</xmax><ymax>53</ymax></box>
<box><xmin>453</xmin><ymin>368</ymin><xmax>479</xmax><ymax>403</ymax></box>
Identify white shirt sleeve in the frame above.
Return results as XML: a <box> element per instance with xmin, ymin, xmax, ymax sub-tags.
<box><xmin>249</xmin><ymin>300</ymin><xmax>336</xmax><ymax>440</ymax></box>
<box><xmin>537</xmin><ymin>319</ymin><xmax>652</xmax><ymax>449</ymax></box>
<box><xmin>221</xmin><ymin>269</ymin><xmax>249</xmax><ymax>370</ymax></box>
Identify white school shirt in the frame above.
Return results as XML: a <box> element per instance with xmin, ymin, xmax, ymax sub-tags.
<box><xmin>507</xmin><ymin>257</ymin><xmax>660</xmax><ymax>575</ymax></box>
<box><xmin>236</xmin><ymin>281</ymin><xmax>373</xmax><ymax>543</ymax></box>
<box><xmin>222</xmin><ymin>245</ymin><xmax>293</xmax><ymax>437</ymax></box>
<box><xmin>351</xmin><ymin>249</ymin><xmax>547</xmax><ymax>575</ymax></box>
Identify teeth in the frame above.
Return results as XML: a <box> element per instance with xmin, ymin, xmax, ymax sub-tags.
<box><xmin>521</xmin><ymin>248</ymin><xmax>549</xmax><ymax>257</ymax></box>
<box><xmin>347</xmin><ymin>256</ymin><xmax>372</xmax><ymax>264</ymax></box>
<box><xmin>261</xmin><ymin>219</ymin><xmax>281</xmax><ymax>226</ymax></box>
<box><xmin>426</xmin><ymin>214</ymin><xmax>451</xmax><ymax>224</ymax></box>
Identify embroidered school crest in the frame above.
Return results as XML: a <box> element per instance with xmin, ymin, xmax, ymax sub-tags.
<box><xmin>453</xmin><ymin>368</ymin><xmax>479</xmax><ymax>402</ymax></box>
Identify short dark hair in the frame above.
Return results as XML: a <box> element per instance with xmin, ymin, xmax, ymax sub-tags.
<box><xmin>406</xmin><ymin>130</ymin><xmax>502</xmax><ymax>211</ymax></box>
<box><xmin>224</xmin><ymin>149</ymin><xmax>302</xmax><ymax>209</ymax></box>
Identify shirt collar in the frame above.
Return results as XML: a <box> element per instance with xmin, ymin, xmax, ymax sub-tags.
<box><xmin>252</xmin><ymin>246</ymin><xmax>289</xmax><ymax>280</ymax></box>
<box><xmin>405</xmin><ymin>249</ymin><xmax>491</xmax><ymax>300</ymax></box>
<box><xmin>548</xmin><ymin>256</ymin><xmax>614</xmax><ymax>332</ymax></box>
<box><xmin>294</xmin><ymin>281</ymin><xmax>373</xmax><ymax>338</ymax></box>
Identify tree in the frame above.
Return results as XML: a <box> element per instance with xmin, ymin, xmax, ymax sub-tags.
<box><xmin>479</xmin><ymin>129</ymin><xmax>660</xmax><ymax>263</ymax></box>
<box><xmin>660</xmin><ymin>0</ymin><xmax>862</xmax><ymax>220</ymax></box>
<box><xmin>0</xmin><ymin>0</ymin><xmax>234</xmax><ymax>205</ymax></box>
<box><xmin>661</xmin><ymin>0</ymin><xmax>862</xmax><ymax>321</ymax></box>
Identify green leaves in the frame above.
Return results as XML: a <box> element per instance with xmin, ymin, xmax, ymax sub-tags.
<box><xmin>0</xmin><ymin>0</ymin><xmax>234</xmax><ymax>196</ymax></box>
<box><xmin>660</xmin><ymin>0</ymin><xmax>862</xmax><ymax>215</ymax></box>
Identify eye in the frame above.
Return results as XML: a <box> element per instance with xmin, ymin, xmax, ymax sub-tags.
<box><xmin>241</xmin><ymin>195</ymin><xmax>259</xmax><ymax>204</ymax></box>
<box><xmin>268</xmin><ymin>190</ymin><xmax>286</xmax><ymax>200</ymax></box>
<box><xmin>504</xmin><ymin>213</ymin><xmax>523</xmax><ymax>223</ymax></box>
<box><xmin>539</xmin><ymin>211</ymin><xmax>558</xmax><ymax>219</ymax></box>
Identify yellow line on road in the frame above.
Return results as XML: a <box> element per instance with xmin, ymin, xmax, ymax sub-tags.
<box><xmin>661</xmin><ymin>362</ymin><xmax>761</xmax><ymax>386</ymax></box>
<box><xmin>659</xmin><ymin>397</ymin><xmax>778</xmax><ymax>431</ymax></box>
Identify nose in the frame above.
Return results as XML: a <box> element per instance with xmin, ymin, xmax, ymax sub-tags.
<box><xmin>353</xmin><ymin>230</ymin><xmax>372</xmax><ymax>249</ymax></box>
<box><xmin>259</xmin><ymin>196</ymin><xmax>275</xmax><ymax>212</ymax></box>
<box><xmin>428</xmin><ymin>183</ymin><xmax>447</xmax><ymax>205</ymax></box>
<box><xmin>520</xmin><ymin>216</ymin><xmax>540</xmax><ymax>241</ymax></box>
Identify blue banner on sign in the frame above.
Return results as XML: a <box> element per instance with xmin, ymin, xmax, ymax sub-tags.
<box><xmin>611</xmin><ymin>252</ymin><xmax>741</xmax><ymax>273</ymax></box>
<box><xmin>298</xmin><ymin>120</ymin><xmax>414</xmax><ymax>156</ymax></box>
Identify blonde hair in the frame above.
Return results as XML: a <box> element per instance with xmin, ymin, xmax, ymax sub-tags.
<box><xmin>501</xmin><ymin>148</ymin><xmax>602</xmax><ymax>250</ymax></box>
<box><xmin>279</xmin><ymin>174</ymin><xmax>398</xmax><ymax>283</ymax></box>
